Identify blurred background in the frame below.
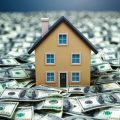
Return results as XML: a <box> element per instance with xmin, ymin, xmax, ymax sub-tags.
<box><xmin>0</xmin><ymin>0</ymin><xmax>120</xmax><ymax>11</ymax></box>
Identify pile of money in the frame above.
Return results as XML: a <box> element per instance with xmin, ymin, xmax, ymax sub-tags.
<box><xmin>1</xmin><ymin>12</ymin><xmax>120</xmax><ymax>119</ymax></box>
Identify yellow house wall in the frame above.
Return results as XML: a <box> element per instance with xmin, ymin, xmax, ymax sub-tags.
<box><xmin>35</xmin><ymin>22</ymin><xmax>91</xmax><ymax>87</ymax></box>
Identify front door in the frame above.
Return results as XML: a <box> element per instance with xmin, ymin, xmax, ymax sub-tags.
<box><xmin>60</xmin><ymin>73</ymin><xmax>67</xmax><ymax>87</ymax></box>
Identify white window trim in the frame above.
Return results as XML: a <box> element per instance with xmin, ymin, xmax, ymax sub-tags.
<box><xmin>46</xmin><ymin>71</ymin><xmax>55</xmax><ymax>83</ymax></box>
<box><xmin>45</xmin><ymin>52</ymin><xmax>55</xmax><ymax>65</ymax></box>
<box><xmin>71</xmin><ymin>71</ymin><xmax>81</xmax><ymax>83</ymax></box>
<box><xmin>71</xmin><ymin>53</ymin><xmax>81</xmax><ymax>65</ymax></box>
<box><xmin>58</xmin><ymin>33</ymin><xmax>68</xmax><ymax>45</ymax></box>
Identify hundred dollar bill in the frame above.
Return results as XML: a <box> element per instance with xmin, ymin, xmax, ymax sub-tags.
<box><xmin>78</xmin><ymin>92</ymin><xmax>120</xmax><ymax>112</ymax></box>
<box><xmin>96</xmin><ymin>63</ymin><xmax>113</xmax><ymax>73</ymax></box>
<box><xmin>63</xmin><ymin>98</ymin><xmax>82</xmax><ymax>115</ymax></box>
<box><xmin>0</xmin><ymin>102</ymin><xmax>18</xmax><ymax>118</ymax></box>
<box><xmin>112</xmin><ymin>72</ymin><xmax>120</xmax><ymax>81</ymax></box>
<box><xmin>103</xmin><ymin>53</ymin><xmax>116</xmax><ymax>61</ymax></box>
<box><xmin>94</xmin><ymin>106</ymin><xmax>120</xmax><ymax>120</ymax></box>
<box><xmin>42</xmin><ymin>97</ymin><xmax>63</xmax><ymax>111</ymax></box>
<box><xmin>64</xmin><ymin>115</ymin><xmax>100</xmax><ymax>120</ymax></box>
<box><xmin>95</xmin><ymin>71</ymin><xmax>120</xmax><ymax>84</ymax></box>
<box><xmin>0</xmin><ymin>68</ymin><xmax>30</xmax><ymax>79</ymax></box>
<box><xmin>40</xmin><ymin>114</ymin><xmax>63</xmax><ymax>120</ymax></box>
<box><xmin>0</xmin><ymin>58</ymin><xmax>20</xmax><ymax>66</ymax></box>
<box><xmin>97</xmin><ymin>82</ymin><xmax>120</xmax><ymax>92</ymax></box>
<box><xmin>68</xmin><ymin>86</ymin><xmax>97</xmax><ymax>94</ymax></box>
<box><xmin>13</xmin><ymin>106</ymin><xmax>34</xmax><ymax>120</ymax></box>
<box><xmin>91</xmin><ymin>58</ymin><xmax>103</xmax><ymax>66</ymax></box>
<box><xmin>0</xmin><ymin>88</ymin><xmax>60</xmax><ymax>101</ymax></box>
<box><xmin>0</xmin><ymin>80</ymin><xmax>19</xmax><ymax>95</ymax></box>
<box><xmin>95</xmin><ymin>75</ymin><xmax>113</xmax><ymax>84</ymax></box>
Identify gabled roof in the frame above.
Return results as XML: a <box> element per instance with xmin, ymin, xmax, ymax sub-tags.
<box><xmin>28</xmin><ymin>16</ymin><xmax>98</xmax><ymax>54</ymax></box>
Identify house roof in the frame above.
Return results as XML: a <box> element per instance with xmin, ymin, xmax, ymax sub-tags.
<box><xmin>28</xmin><ymin>16</ymin><xmax>98</xmax><ymax>54</ymax></box>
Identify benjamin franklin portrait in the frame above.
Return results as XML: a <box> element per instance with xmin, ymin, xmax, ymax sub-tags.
<box><xmin>19</xmin><ymin>88</ymin><xmax>37</xmax><ymax>100</ymax></box>
<box><xmin>97</xmin><ymin>94</ymin><xmax>117</xmax><ymax>104</ymax></box>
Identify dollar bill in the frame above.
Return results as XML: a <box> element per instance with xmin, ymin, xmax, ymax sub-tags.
<box><xmin>78</xmin><ymin>92</ymin><xmax>120</xmax><ymax>112</ymax></box>
<box><xmin>0</xmin><ymin>68</ymin><xmax>30</xmax><ymax>79</ymax></box>
<box><xmin>13</xmin><ymin>106</ymin><xmax>34</xmax><ymax>120</ymax></box>
<box><xmin>63</xmin><ymin>98</ymin><xmax>82</xmax><ymax>115</ymax></box>
<box><xmin>0</xmin><ymin>58</ymin><xmax>20</xmax><ymax>66</ymax></box>
<box><xmin>95</xmin><ymin>75</ymin><xmax>113</xmax><ymax>84</ymax></box>
<box><xmin>96</xmin><ymin>63</ymin><xmax>113</xmax><ymax>73</ymax></box>
<box><xmin>95</xmin><ymin>72</ymin><xmax>120</xmax><ymax>84</ymax></box>
<box><xmin>0</xmin><ymin>80</ymin><xmax>19</xmax><ymax>95</ymax></box>
<box><xmin>103</xmin><ymin>53</ymin><xmax>116</xmax><ymax>61</ymax></box>
<box><xmin>42</xmin><ymin>97</ymin><xmax>63</xmax><ymax>111</ymax></box>
<box><xmin>0</xmin><ymin>102</ymin><xmax>18</xmax><ymax>118</ymax></box>
<box><xmin>68</xmin><ymin>86</ymin><xmax>97</xmax><ymax>94</ymax></box>
<box><xmin>0</xmin><ymin>88</ymin><xmax>60</xmax><ymax>101</ymax></box>
<box><xmin>93</xmin><ymin>106</ymin><xmax>120</xmax><ymax>120</ymax></box>
<box><xmin>91</xmin><ymin>58</ymin><xmax>103</xmax><ymax>66</ymax></box>
<box><xmin>97</xmin><ymin>82</ymin><xmax>120</xmax><ymax>92</ymax></box>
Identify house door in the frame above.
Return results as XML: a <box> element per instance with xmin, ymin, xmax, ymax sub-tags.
<box><xmin>60</xmin><ymin>73</ymin><xmax>67</xmax><ymax>87</ymax></box>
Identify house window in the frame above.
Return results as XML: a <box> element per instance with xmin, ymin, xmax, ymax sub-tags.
<box><xmin>58</xmin><ymin>33</ymin><xmax>68</xmax><ymax>45</ymax></box>
<box><xmin>72</xmin><ymin>53</ymin><xmax>81</xmax><ymax>64</ymax></box>
<box><xmin>46</xmin><ymin>72</ymin><xmax>55</xmax><ymax>82</ymax></box>
<box><xmin>71</xmin><ymin>72</ymin><xmax>80</xmax><ymax>82</ymax></box>
<box><xmin>46</xmin><ymin>53</ymin><xmax>55</xmax><ymax>64</ymax></box>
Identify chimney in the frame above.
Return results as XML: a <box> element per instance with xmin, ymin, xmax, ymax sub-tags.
<box><xmin>41</xmin><ymin>18</ymin><xmax>49</xmax><ymax>36</ymax></box>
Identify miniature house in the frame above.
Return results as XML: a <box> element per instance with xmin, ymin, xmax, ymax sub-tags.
<box><xmin>28</xmin><ymin>16</ymin><xmax>98</xmax><ymax>87</ymax></box>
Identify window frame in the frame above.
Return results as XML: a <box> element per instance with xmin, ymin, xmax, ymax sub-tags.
<box><xmin>58</xmin><ymin>33</ymin><xmax>68</xmax><ymax>46</ymax></box>
<box><xmin>45</xmin><ymin>53</ymin><xmax>55</xmax><ymax>65</ymax></box>
<box><xmin>71</xmin><ymin>71</ymin><xmax>81</xmax><ymax>82</ymax></box>
<box><xmin>46</xmin><ymin>71</ymin><xmax>55</xmax><ymax>83</ymax></box>
<box><xmin>71</xmin><ymin>53</ymin><xmax>81</xmax><ymax>65</ymax></box>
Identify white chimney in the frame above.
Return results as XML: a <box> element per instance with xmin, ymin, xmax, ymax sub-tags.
<box><xmin>41</xmin><ymin>18</ymin><xmax>49</xmax><ymax>36</ymax></box>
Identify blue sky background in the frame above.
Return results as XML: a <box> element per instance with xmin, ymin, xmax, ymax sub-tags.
<box><xmin>0</xmin><ymin>0</ymin><xmax>120</xmax><ymax>12</ymax></box>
